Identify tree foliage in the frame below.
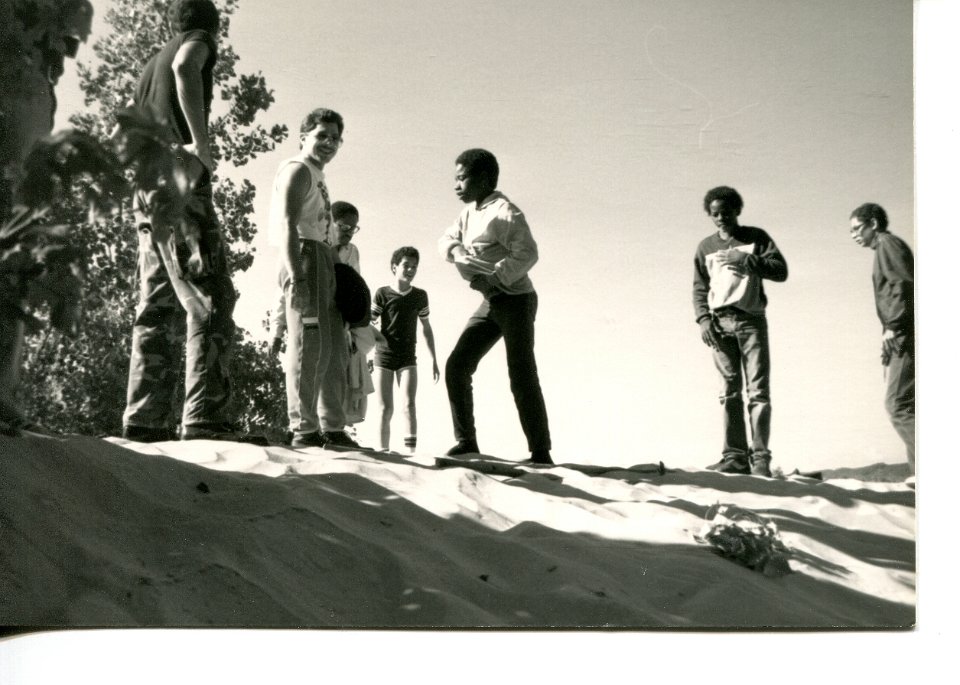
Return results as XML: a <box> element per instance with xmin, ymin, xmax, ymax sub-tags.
<box><xmin>20</xmin><ymin>0</ymin><xmax>289</xmax><ymax>440</ymax></box>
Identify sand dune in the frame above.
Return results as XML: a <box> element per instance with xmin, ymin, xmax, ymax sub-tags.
<box><xmin>0</xmin><ymin>433</ymin><xmax>914</xmax><ymax>629</ymax></box>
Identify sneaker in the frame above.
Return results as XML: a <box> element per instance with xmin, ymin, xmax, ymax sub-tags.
<box><xmin>529</xmin><ymin>449</ymin><xmax>554</xmax><ymax>465</ymax></box>
<box><xmin>749</xmin><ymin>454</ymin><xmax>773</xmax><ymax>477</ymax></box>
<box><xmin>291</xmin><ymin>431</ymin><xmax>326</xmax><ymax>448</ymax></box>
<box><xmin>445</xmin><ymin>439</ymin><xmax>480</xmax><ymax>456</ymax></box>
<box><xmin>123</xmin><ymin>424</ymin><xmax>176</xmax><ymax>443</ymax></box>
<box><xmin>706</xmin><ymin>456</ymin><xmax>750</xmax><ymax>474</ymax></box>
<box><xmin>180</xmin><ymin>422</ymin><xmax>269</xmax><ymax>446</ymax></box>
<box><xmin>322</xmin><ymin>430</ymin><xmax>364</xmax><ymax>451</ymax></box>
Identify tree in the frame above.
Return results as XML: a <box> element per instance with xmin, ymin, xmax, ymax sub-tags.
<box><xmin>19</xmin><ymin>0</ymin><xmax>290</xmax><ymax>441</ymax></box>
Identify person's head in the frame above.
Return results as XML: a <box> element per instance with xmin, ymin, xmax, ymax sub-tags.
<box><xmin>299</xmin><ymin>108</ymin><xmax>344</xmax><ymax>167</ymax></box>
<box><xmin>391</xmin><ymin>246</ymin><xmax>420</xmax><ymax>285</ymax></box>
<box><xmin>332</xmin><ymin>201</ymin><xmax>359</xmax><ymax>247</ymax></box>
<box><xmin>703</xmin><ymin>186</ymin><xmax>744</xmax><ymax>231</ymax></box>
<box><xmin>849</xmin><ymin>202</ymin><xmax>888</xmax><ymax>249</ymax></box>
<box><xmin>454</xmin><ymin>148</ymin><xmax>499</xmax><ymax>204</ymax></box>
<box><xmin>167</xmin><ymin>0</ymin><xmax>220</xmax><ymax>36</ymax></box>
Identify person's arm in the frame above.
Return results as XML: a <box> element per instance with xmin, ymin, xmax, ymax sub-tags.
<box><xmin>171</xmin><ymin>38</ymin><xmax>214</xmax><ymax>171</ymax></box>
<box><xmin>269</xmin><ymin>286</ymin><xmax>287</xmax><ymax>355</ymax></box>
<box><xmin>420</xmin><ymin>316</ymin><xmax>440</xmax><ymax>383</ymax></box>
<box><xmin>438</xmin><ymin>213</ymin><xmax>468</xmax><ymax>262</ymax></box>
<box><xmin>742</xmin><ymin>231</ymin><xmax>788</xmax><ymax>282</ymax></box>
<box><xmin>488</xmin><ymin>206</ymin><xmax>538</xmax><ymax>287</ymax></box>
<box><xmin>693</xmin><ymin>248</ymin><xmax>719</xmax><ymax>350</ymax></box>
<box><xmin>273</xmin><ymin>162</ymin><xmax>312</xmax><ymax>311</ymax></box>
<box><xmin>877</xmin><ymin>237</ymin><xmax>914</xmax><ymax>360</ymax></box>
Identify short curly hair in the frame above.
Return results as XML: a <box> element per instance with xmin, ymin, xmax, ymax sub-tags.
<box><xmin>456</xmin><ymin>148</ymin><xmax>499</xmax><ymax>189</ymax></box>
<box><xmin>850</xmin><ymin>202</ymin><xmax>889</xmax><ymax>232</ymax></box>
<box><xmin>331</xmin><ymin>201</ymin><xmax>358</xmax><ymax>222</ymax></box>
<box><xmin>391</xmin><ymin>246</ymin><xmax>420</xmax><ymax>268</ymax></box>
<box><xmin>167</xmin><ymin>0</ymin><xmax>220</xmax><ymax>35</ymax></box>
<box><xmin>703</xmin><ymin>186</ymin><xmax>744</xmax><ymax>214</ymax></box>
<box><xmin>300</xmin><ymin>108</ymin><xmax>344</xmax><ymax>137</ymax></box>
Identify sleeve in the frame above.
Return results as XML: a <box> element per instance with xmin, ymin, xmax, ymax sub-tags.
<box><xmin>371</xmin><ymin>287</ymin><xmax>384</xmax><ymax>318</ymax></box>
<box><xmin>692</xmin><ymin>245</ymin><xmax>712</xmax><ymax>323</ymax></box>
<box><xmin>417</xmin><ymin>290</ymin><xmax>430</xmax><ymax>318</ymax></box>
<box><xmin>876</xmin><ymin>237</ymin><xmax>914</xmax><ymax>334</ymax></box>
<box><xmin>438</xmin><ymin>211</ymin><xmax>465</xmax><ymax>261</ymax></box>
<box><xmin>743</xmin><ymin>230</ymin><xmax>788</xmax><ymax>282</ymax></box>
<box><xmin>490</xmin><ymin>205</ymin><xmax>539</xmax><ymax>286</ymax></box>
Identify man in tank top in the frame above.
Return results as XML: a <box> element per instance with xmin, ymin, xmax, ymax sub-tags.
<box><xmin>267</xmin><ymin>108</ymin><xmax>362</xmax><ymax>450</ymax></box>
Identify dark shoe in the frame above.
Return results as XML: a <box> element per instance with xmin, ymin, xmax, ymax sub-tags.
<box><xmin>529</xmin><ymin>449</ymin><xmax>554</xmax><ymax>465</ymax></box>
<box><xmin>749</xmin><ymin>454</ymin><xmax>773</xmax><ymax>477</ymax></box>
<box><xmin>291</xmin><ymin>431</ymin><xmax>326</xmax><ymax>448</ymax></box>
<box><xmin>445</xmin><ymin>439</ymin><xmax>480</xmax><ymax>456</ymax></box>
<box><xmin>180</xmin><ymin>422</ymin><xmax>269</xmax><ymax>446</ymax></box>
<box><xmin>706</xmin><ymin>456</ymin><xmax>750</xmax><ymax>474</ymax></box>
<box><xmin>123</xmin><ymin>424</ymin><xmax>176</xmax><ymax>443</ymax></box>
<box><xmin>322</xmin><ymin>430</ymin><xmax>364</xmax><ymax>451</ymax></box>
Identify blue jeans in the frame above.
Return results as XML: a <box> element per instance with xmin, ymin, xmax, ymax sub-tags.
<box><xmin>445</xmin><ymin>292</ymin><xmax>551</xmax><ymax>452</ymax></box>
<box><xmin>711</xmin><ymin>309</ymin><xmax>771</xmax><ymax>461</ymax></box>
<box><xmin>885</xmin><ymin>337</ymin><xmax>915</xmax><ymax>473</ymax></box>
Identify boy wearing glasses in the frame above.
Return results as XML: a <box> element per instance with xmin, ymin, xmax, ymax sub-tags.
<box><xmin>692</xmin><ymin>186</ymin><xmax>788</xmax><ymax>477</ymax></box>
<box><xmin>848</xmin><ymin>203</ymin><xmax>915</xmax><ymax>481</ymax></box>
<box><xmin>267</xmin><ymin>108</ymin><xmax>362</xmax><ymax>450</ymax></box>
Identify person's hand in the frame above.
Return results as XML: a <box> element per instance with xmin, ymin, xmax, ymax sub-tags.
<box><xmin>881</xmin><ymin>329</ymin><xmax>901</xmax><ymax>364</ymax></box>
<box><xmin>290</xmin><ymin>278</ymin><xmax>308</xmax><ymax>312</ymax></box>
<box><xmin>432</xmin><ymin>360</ymin><xmax>440</xmax><ymax>384</ymax></box>
<box><xmin>699</xmin><ymin>318</ymin><xmax>721</xmax><ymax>350</ymax></box>
<box><xmin>183</xmin><ymin>142</ymin><xmax>216</xmax><ymax>174</ymax></box>
<box><xmin>454</xmin><ymin>252</ymin><xmax>497</xmax><ymax>276</ymax></box>
<box><xmin>469</xmin><ymin>274</ymin><xmax>501</xmax><ymax>299</ymax></box>
<box><xmin>270</xmin><ymin>337</ymin><xmax>283</xmax><ymax>357</ymax></box>
<box><xmin>715</xmin><ymin>248</ymin><xmax>748</xmax><ymax>276</ymax></box>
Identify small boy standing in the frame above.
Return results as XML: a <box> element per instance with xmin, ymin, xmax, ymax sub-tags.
<box><xmin>371</xmin><ymin>247</ymin><xmax>440</xmax><ymax>452</ymax></box>
<box><xmin>692</xmin><ymin>186</ymin><xmax>788</xmax><ymax>476</ymax></box>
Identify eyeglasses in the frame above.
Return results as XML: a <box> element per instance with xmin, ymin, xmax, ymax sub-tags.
<box><xmin>335</xmin><ymin>221</ymin><xmax>360</xmax><ymax>234</ymax></box>
<box><xmin>316</xmin><ymin>134</ymin><xmax>344</xmax><ymax>147</ymax></box>
<box><xmin>850</xmin><ymin>222</ymin><xmax>870</xmax><ymax>235</ymax></box>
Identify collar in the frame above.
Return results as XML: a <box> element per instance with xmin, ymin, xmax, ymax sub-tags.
<box><xmin>475</xmin><ymin>190</ymin><xmax>506</xmax><ymax>211</ymax></box>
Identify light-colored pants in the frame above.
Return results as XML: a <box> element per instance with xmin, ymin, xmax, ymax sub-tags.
<box><xmin>885</xmin><ymin>338</ymin><xmax>915</xmax><ymax>473</ymax></box>
<box><xmin>280</xmin><ymin>240</ymin><xmax>347</xmax><ymax>436</ymax></box>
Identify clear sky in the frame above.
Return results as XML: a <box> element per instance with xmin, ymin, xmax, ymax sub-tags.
<box><xmin>55</xmin><ymin>0</ymin><xmax>921</xmax><ymax>471</ymax></box>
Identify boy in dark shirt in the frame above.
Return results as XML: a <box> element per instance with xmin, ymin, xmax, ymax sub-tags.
<box><xmin>371</xmin><ymin>247</ymin><xmax>439</xmax><ymax>452</ymax></box>
<box><xmin>122</xmin><ymin>0</ymin><xmax>242</xmax><ymax>443</ymax></box>
<box><xmin>692</xmin><ymin>186</ymin><xmax>788</xmax><ymax>476</ymax></box>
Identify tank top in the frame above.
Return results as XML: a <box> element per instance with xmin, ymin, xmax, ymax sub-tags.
<box><xmin>134</xmin><ymin>30</ymin><xmax>216</xmax><ymax>145</ymax></box>
<box><xmin>268</xmin><ymin>153</ymin><xmax>333</xmax><ymax>246</ymax></box>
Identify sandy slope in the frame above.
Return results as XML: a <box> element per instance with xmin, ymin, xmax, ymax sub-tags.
<box><xmin>0</xmin><ymin>434</ymin><xmax>914</xmax><ymax>628</ymax></box>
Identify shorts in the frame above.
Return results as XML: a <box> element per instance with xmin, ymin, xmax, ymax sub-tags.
<box><xmin>374</xmin><ymin>348</ymin><xmax>417</xmax><ymax>372</ymax></box>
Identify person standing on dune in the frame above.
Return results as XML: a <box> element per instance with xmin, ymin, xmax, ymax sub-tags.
<box><xmin>438</xmin><ymin>148</ymin><xmax>553</xmax><ymax>465</ymax></box>
<box><xmin>848</xmin><ymin>202</ymin><xmax>914</xmax><ymax>482</ymax></box>
<box><xmin>693</xmin><ymin>186</ymin><xmax>788</xmax><ymax>477</ymax></box>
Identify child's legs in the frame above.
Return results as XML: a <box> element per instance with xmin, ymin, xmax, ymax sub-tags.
<box><xmin>397</xmin><ymin>366</ymin><xmax>418</xmax><ymax>450</ymax></box>
<box><xmin>374</xmin><ymin>366</ymin><xmax>395</xmax><ymax>449</ymax></box>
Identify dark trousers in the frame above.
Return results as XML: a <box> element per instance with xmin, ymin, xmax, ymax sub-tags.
<box><xmin>445</xmin><ymin>291</ymin><xmax>551</xmax><ymax>452</ymax></box>
<box><xmin>123</xmin><ymin>172</ymin><xmax>237</xmax><ymax>430</ymax></box>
